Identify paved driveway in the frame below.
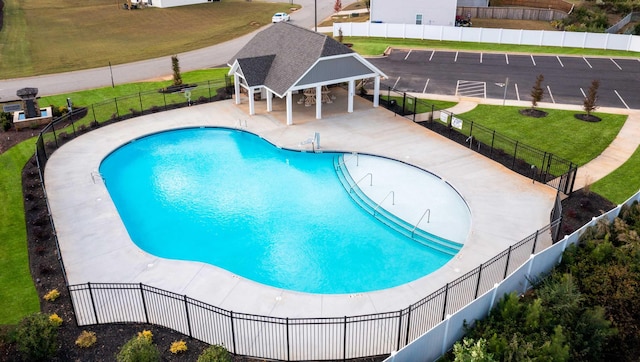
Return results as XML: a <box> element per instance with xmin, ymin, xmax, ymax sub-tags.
<box><xmin>368</xmin><ymin>49</ymin><xmax>640</xmax><ymax>109</ymax></box>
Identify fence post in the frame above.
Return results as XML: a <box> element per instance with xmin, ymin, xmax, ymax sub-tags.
<box><xmin>512</xmin><ymin>141</ymin><xmax>519</xmax><ymax>169</ymax></box>
<box><xmin>531</xmin><ymin>229</ymin><xmax>539</xmax><ymax>254</ymax></box>
<box><xmin>343</xmin><ymin>316</ymin><xmax>347</xmax><ymax>361</ymax></box>
<box><xmin>429</xmin><ymin>104</ymin><xmax>434</xmax><ymax>125</ymax></box>
<box><xmin>51</xmin><ymin>126</ymin><xmax>59</xmax><ymax>149</ymax></box>
<box><xmin>522</xmin><ymin>255</ymin><xmax>536</xmax><ymax>293</ymax></box>
<box><xmin>490</xmin><ymin>130</ymin><xmax>495</xmax><ymax>158</ymax></box>
<box><xmin>474</xmin><ymin>265</ymin><xmax>483</xmax><ymax>299</ymax></box>
<box><xmin>396</xmin><ymin>309</ymin><xmax>403</xmax><ymax>351</ymax></box>
<box><xmin>503</xmin><ymin>245</ymin><xmax>513</xmax><ymax>279</ymax></box>
<box><xmin>286</xmin><ymin>318</ymin><xmax>290</xmax><ymax>361</ymax></box>
<box><xmin>163</xmin><ymin>92</ymin><xmax>167</xmax><ymax>110</ymax></box>
<box><xmin>112</xmin><ymin>98</ymin><xmax>119</xmax><ymax>119</ymax></box>
<box><xmin>87</xmin><ymin>282</ymin><xmax>99</xmax><ymax>324</ymax></box>
<box><xmin>412</xmin><ymin>96</ymin><xmax>417</xmax><ymax>122</ymax></box>
<box><xmin>404</xmin><ymin>306</ymin><xmax>412</xmax><ymax>346</ymax></box>
<box><xmin>208</xmin><ymin>80</ymin><xmax>212</xmax><ymax>100</ymax></box>
<box><xmin>402</xmin><ymin>92</ymin><xmax>406</xmax><ymax>115</ymax></box>
<box><xmin>441</xmin><ymin>283</ymin><xmax>450</xmax><ymax>321</ymax></box>
<box><xmin>91</xmin><ymin>104</ymin><xmax>97</xmax><ymax>123</ymax></box>
<box><xmin>140</xmin><ymin>283</ymin><xmax>149</xmax><ymax>324</ymax></box>
<box><xmin>139</xmin><ymin>92</ymin><xmax>143</xmax><ymax>113</ymax></box>
<box><xmin>183</xmin><ymin>295</ymin><xmax>193</xmax><ymax>338</ymax></box>
<box><xmin>230</xmin><ymin>311</ymin><xmax>237</xmax><ymax>354</ymax></box>
<box><xmin>440</xmin><ymin>314</ymin><xmax>451</xmax><ymax>356</ymax></box>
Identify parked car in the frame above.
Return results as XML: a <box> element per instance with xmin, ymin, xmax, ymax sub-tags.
<box><xmin>272</xmin><ymin>12</ymin><xmax>290</xmax><ymax>23</ymax></box>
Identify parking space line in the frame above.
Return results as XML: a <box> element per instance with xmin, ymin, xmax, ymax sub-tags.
<box><xmin>546</xmin><ymin>85</ymin><xmax>555</xmax><ymax>103</ymax></box>
<box><xmin>579</xmin><ymin>88</ymin><xmax>586</xmax><ymax>98</ymax></box>
<box><xmin>423</xmin><ymin>79</ymin><xmax>430</xmax><ymax>94</ymax></box>
<box><xmin>556</xmin><ymin>56</ymin><xmax>564</xmax><ymax>67</ymax></box>
<box><xmin>429</xmin><ymin>50</ymin><xmax>435</xmax><ymax>61</ymax></box>
<box><xmin>404</xmin><ymin>50</ymin><xmax>412</xmax><ymax>61</ymax></box>
<box><xmin>392</xmin><ymin>77</ymin><xmax>401</xmax><ymax>89</ymax></box>
<box><xmin>614</xmin><ymin>90</ymin><xmax>630</xmax><ymax>109</ymax></box>
<box><xmin>454</xmin><ymin>52</ymin><xmax>459</xmax><ymax>62</ymax></box>
<box><xmin>610</xmin><ymin>58</ymin><xmax>622</xmax><ymax>70</ymax></box>
<box><xmin>480</xmin><ymin>53</ymin><xmax>483</xmax><ymax>64</ymax></box>
<box><xmin>514</xmin><ymin>83</ymin><xmax>520</xmax><ymax>101</ymax></box>
<box><xmin>505</xmin><ymin>54</ymin><xmax>509</xmax><ymax>65</ymax></box>
<box><xmin>530</xmin><ymin>55</ymin><xmax>536</xmax><ymax>66</ymax></box>
<box><xmin>582</xmin><ymin>57</ymin><xmax>593</xmax><ymax>69</ymax></box>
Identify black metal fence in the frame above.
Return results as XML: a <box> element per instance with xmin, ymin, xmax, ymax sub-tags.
<box><xmin>371</xmin><ymin>87</ymin><xmax>578</xmax><ymax>195</ymax></box>
<box><xmin>34</xmin><ymin>79</ymin><xmax>564</xmax><ymax>360</ymax></box>
<box><xmin>66</xmin><ymin>219</ymin><xmax>561</xmax><ymax>361</ymax></box>
<box><xmin>35</xmin><ymin>76</ymin><xmax>232</xmax><ymax>170</ymax></box>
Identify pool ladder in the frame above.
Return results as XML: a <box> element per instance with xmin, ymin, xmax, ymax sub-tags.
<box><xmin>91</xmin><ymin>170</ymin><xmax>104</xmax><ymax>184</ymax></box>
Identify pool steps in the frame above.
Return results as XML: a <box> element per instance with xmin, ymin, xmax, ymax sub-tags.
<box><xmin>333</xmin><ymin>155</ymin><xmax>463</xmax><ymax>256</ymax></box>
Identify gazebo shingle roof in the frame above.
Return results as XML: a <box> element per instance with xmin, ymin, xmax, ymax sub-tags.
<box><xmin>228</xmin><ymin>23</ymin><xmax>354</xmax><ymax>96</ymax></box>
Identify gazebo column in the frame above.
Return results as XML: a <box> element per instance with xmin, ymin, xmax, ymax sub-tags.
<box><xmin>315</xmin><ymin>85</ymin><xmax>322</xmax><ymax>119</ymax></box>
<box><xmin>286</xmin><ymin>91</ymin><xmax>293</xmax><ymax>125</ymax></box>
<box><xmin>266</xmin><ymin>89</ymin><xmax>273</xmax><ymax>112</ymax></box>
<box><xmin>234</xmin><ymin>75</ymin><xmax>241</xmax><ymax>105</ymax></box>
<box><xmin>248</xmin><ymin>88</ymin><xmax>255</xmax><ymax>115</ymax></box>
<box><xmin>373</xmin><ymin>76</ymin><xmax>380</xmax><ymax>108</ymax></box>
<box><xmin>347</xmin><ymin>80</ymin><xmax>355</xmax><ymax>113</ymax></box>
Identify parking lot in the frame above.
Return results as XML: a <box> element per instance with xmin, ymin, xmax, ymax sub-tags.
<box><xmin>368</xmin><ymin>49</ymin><xmax>640</xmax><ymax>109</ymax></box>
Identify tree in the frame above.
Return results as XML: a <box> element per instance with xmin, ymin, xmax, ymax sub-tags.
<box><xmin>530</xmin><ymin>74</ymin><xmax>544</xmax><ymax>109</ymax></box>
<box><xmin>583</xmin><ymin>79</ymin><xmax>599</xmax><ymax>116</ymax></box>
<box><xmin>333</xmin><ymin>0</ymin><xmax>342</xmax><ymax>14</ymax></box>
<box><xmin>171</xmin><ymin>55</ymin><xmax>183</xmax><ymax>86</ymax></box>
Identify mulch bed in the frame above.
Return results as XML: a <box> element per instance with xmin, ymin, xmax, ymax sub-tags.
<box><xmin>0</xmin><ymin>110</ymin><xmax>614</xmax><ymax>361</ymax></box>
<box><xmin>519</xmin><ymin>108</ymin><xmax>548</xmax><ymax>118</ymax></box>
<box><xmin>574</xmin><ymin>113</ymin><xmax>602</xmax><ymax>122</ymax></box>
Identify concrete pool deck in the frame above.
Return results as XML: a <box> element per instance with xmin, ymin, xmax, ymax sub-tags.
<box><xmin>45</xmin><ymin>91</ymin><xmax>557</xmax><ymax>319</ymax></box>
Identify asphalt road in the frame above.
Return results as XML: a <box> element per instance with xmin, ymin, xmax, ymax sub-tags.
<box><xmin>368</xmin><ymin>49</ymin><xmax>640</xmax><ymax>109</ymax></box>
<box><xmin>0</xmin><ymin>0</ymin><xmax>336</xmax><ymax>102</ymax></box>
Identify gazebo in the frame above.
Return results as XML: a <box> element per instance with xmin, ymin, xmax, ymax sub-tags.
<box><xmin>227</xmin><ymin>23</ymin><xmax>387</xmax><ymax>125</ymax></box>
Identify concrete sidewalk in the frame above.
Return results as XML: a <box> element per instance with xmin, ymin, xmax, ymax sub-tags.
<box><xmin>408</xmin><ymin>93</ymin><xmax>640</xmax><ymax>191</ymax></box>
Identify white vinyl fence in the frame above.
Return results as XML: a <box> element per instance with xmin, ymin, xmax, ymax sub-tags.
<box><xmin>385</xmin><ymin>189</ymin><xmax>640</xmax><ymax>362</ymax></box>
<box><xmin>334</xmin><ymin>23</ymin><xmax>640</xmax><ymax>52</ymax></box>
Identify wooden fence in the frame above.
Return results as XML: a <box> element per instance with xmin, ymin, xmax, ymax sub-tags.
<box><xmin>489</xmin><ymin>0</ymin><xmax>574</xmax><ymax>13</ymax></box>
<box><xmin>457</xmin><ymin>6</ymin><xmax>567</xmax><ymax>21</ymax></box>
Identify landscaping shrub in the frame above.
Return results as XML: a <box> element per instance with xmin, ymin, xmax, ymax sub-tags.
<box><xmin>116</xmin><ymin>330</ymin><xmax>160</xmax><ymax>362</ymax></box>
<box><xmin>169</xmin><ymin>339</ymin><xmax>188</xmax><ymax>354</ymax></box>
<box><xmin>43</xmin><ymin>288</ymin><xmax>60</xmax><ymax>302</ymax></box>
<box><xmin>1</xmin><ymin>111</ymin><xmax>12</xmax><ymax>131</ymax></box>
<box><xmin>75</xmin><ymin>330</ymin><xmax>97</xmax><ymax>348</ymax></box>
<box><xmin>15</xmin><ymin>313</ymin><xmax>59</xmax><ymax>361</ymax></box>
<box><xmin>49</xmin><ymin>313</ymin><xmax>63</xmax><ymax>327</ymax></box>
<box><xmin>197</xmin><ymin>344</ymin><xmax>232</xmax><ymax>362</ymax></box>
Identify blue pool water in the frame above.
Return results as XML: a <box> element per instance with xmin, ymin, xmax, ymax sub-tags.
<box><xmin>100</xmin><ymin>128</ymin><xmax>459</xmax><ymax>294</ymax></box>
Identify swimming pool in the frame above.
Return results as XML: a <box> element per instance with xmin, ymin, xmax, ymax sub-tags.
<box><xmin>100</xmin><ymin>128</ymin><xmax>469</xmax><ymax>294</ymax></box>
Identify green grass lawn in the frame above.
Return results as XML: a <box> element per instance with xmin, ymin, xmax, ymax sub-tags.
<box><xmin>0</xmin><ymin>139</ymin><xmax>41</xmax><ymax>324</ymax></box>
<box><xmin>592</xmin><ymin>145</ymin><xmax>640</xmax><ymax>204</ymax></box>
<box><xmin>0</xmin><ymin>0</ymin><xmax>298</xmax><ymax>78</ymax></box>
<box><xmin>456</xmin><ymin>105</ymin><xmax>627</xmax><ymax>166</ymax></box>
<box><xmin>38</xmin><ymin>69</ymin><xmax>230</xmax><ymax>107</ymax></box>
